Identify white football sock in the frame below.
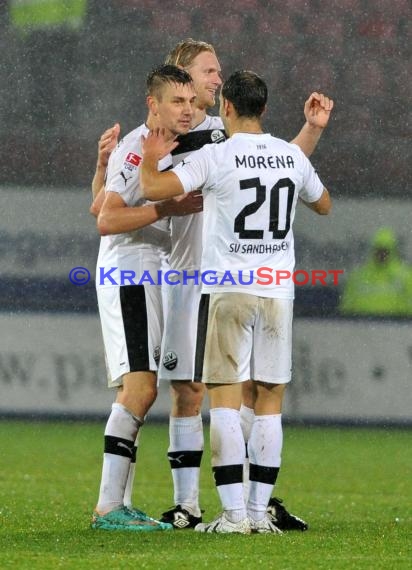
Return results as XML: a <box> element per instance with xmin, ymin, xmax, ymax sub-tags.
<box><xmin>210</xmin><ymin>408</ymin><xmax>247</xmax><ymax>522</ymax></box>
<box><xmin>168</xmin><ymin>414</ymin><xmax>203</xmax><ymax>517</ymax></box>
<box><xmin>96</xmin><ymin>403</ymin><xmax>141</xmax><ymax>514</ymax></box>
<box><xmin>239</xmin><ymin>404</ymin><xmax>255</xmax><ymax>501</ymax></box>
<box><xmin>123</xmin><ymin>431</ymin><xmax>140</xmax><ymax>509</ymax></box>
<box><xmin>247</xmin><ymin>414</ymin><xmax>282</xmax><ymax>522</ymax></box>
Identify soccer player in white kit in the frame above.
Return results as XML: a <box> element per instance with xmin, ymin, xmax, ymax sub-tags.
<box><xmin>91</xmin><ymin>40</ymin><xmax>333</xmax><ymax>531</ymax></box>
<box><xmin>159</xmin><ymin>40</ymin><xmax>332</xmax><ymax>531</ymax></box>
<box><xmin>139</xmin><ymin>70</ymin><xmax>332</xmax><ymax>533</ymax></box>
<box><xmin>91</xmin><ymin>65</ymin><xmax>198</xmax><ymax>532</ymax></box>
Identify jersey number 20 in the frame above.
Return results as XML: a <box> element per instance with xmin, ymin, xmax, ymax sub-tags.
<box><xmin>234</xmin><ymin>177</ymin><xmax>295</xmax><ymax>240</ymax></box>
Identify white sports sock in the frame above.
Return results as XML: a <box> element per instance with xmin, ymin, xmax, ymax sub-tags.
<box><xmin>210</xmin><ymin>408</ymin><xmax>247</xmax><ymax>522</ymax></box>
<box><xmin>123</xmin><ymin>431</ymin><xmax>140</xmax><ymax>509</ymax></box>
<box><xmin>240</xmin><ymin>404</ymin><xmax>255</xmax><ymax>441</ymax></box>
<box><xmin>168</xmin><ymin>415</ymin><xmax>203</xmax><ymax>517</ymax></box>
<box><xmin>239</xmin><ymin>404</ymin><xmax>255</xmax><ymax>501</ymax></box>
<box><xmin>96</xmin><ymin>403</ymin><xmax>141</xmax><ymax>514</ymax></box>
<box><xmin>247</xmin><ymin>414</ymin><xmax>282</xmax><ymax>521</ymax></box>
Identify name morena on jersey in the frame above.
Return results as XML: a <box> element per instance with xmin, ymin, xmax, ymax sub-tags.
<box><xmin>235</xmin><ymin>153</ymin><xmax>295</xmax><ymax>170</ymax></box>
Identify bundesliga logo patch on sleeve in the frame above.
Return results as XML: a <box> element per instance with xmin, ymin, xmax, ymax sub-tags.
<box><xmin>125</xmin><ymin>152</ymin><xmax>142</xmax><ymax>167</ymax></box>
<box><xmin>122</xmin><ymin>152</ymin><xmax>142</xmax><ymax>178</ymax></box>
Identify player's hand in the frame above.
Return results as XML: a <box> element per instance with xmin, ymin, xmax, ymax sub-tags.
<box><xmin>304</xmin><ymin>93</ymin><xmax>334</xmax><ymax>129</ymax></box>
<box><xmin>141</xmin><ymin>128</ymin><xmax>180</xmax><ymax>160</ymax></box>
<box><xmin>97</xmin><ymin>123</ymin><xmax>120</xmax><ymax>168</ymax></box>
<box><xmin>162</xmin><ymin>190</ymin><xmax>203</xmax><ymax>217</ymax></box>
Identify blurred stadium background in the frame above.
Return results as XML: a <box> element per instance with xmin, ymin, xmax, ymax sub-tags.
<box><xmin>1</xmin><ymin>0</ymin><xmax>411</xmax><ymax>423</ymax></box>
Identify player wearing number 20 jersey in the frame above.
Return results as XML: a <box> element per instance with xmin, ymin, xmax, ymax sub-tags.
<box><xmin>173</xmin><ymin>131</ymin><xmax>324</xmax><ymax>387</ymax></box>
<box><xmin>173</xmin><ymin>132</ymin><xmax>324</xmax><ymax>299</ymax></box>
<box><xmin>140</xmin><ymin>69</ymin><xmax>331</xmax><ymax>533</ymax></box>
<box><xmin>140</xmin><ymin>70</ymin><xmax>331</xmax><ymax>533</ymax></box>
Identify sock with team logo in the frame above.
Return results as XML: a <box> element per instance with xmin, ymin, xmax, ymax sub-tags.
<box><xmin>210</xmin><ymin>408</ymin><xmax>247</xmax><ymax>523</ymax></box>
<box><xmin>239</xmin><ymin>404</ymin><xmax>255</xmax><ymax>501</ymax></box>
<box><xmin>247</xmin><ymin>414</ymin><xmax>282</xmax><ymax>522</ymax></box>
<box><xmin>96</xmin><ymin>403</ymin><xmax>142</xmax><ymax>514</ymax></box>
<box><xmin>168</xmin><ymin>414</ymin><xmax>203</xmax><ymax>517</ymax></box>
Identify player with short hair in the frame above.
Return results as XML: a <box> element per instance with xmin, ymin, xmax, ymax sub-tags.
<box><xmin>90</xmin><ymin>39</ymin><xmax>333</xmax><ymax>531</ymax></box>
<box><xmin>91</xmin><ymin>64</ymin><xmax>198</xmax><ymax>532</ymax></box>
<box><xmin>158</xmin><ymin>39</ymin><xmax>332</xmax><ymax>532</ymax></box>
<box><xmin>157</xmin><ymin>39</ymin><xmax>224</xmax><ymax>529</ymax></box>
<box><xmin>139</xmin><ymin>69</ymin><xmax>332</xmax><ymax>533</ymax></box>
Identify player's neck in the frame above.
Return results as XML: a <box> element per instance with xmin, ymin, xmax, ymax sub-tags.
<box><xmin>191</xmin><ymin>107</ymin><xmax>207</xmax><ymax>129</ymax></box>
<box><xmin>228</xmin><ymin>118</ymin><xmax>263</xmax><ymax>137</ymax></box>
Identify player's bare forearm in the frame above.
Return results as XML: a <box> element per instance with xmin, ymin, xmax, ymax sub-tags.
<box><xmin>90</xmin><ymin>186</ymin><xmax>105</xmax><ymax>217</ymax></box>
<box><xmin>140</xmin><ymin>128</ymin><xmax>183</xmax><ymax>200</ymax></box>
<box><xmin>91</xmin><ymin>123</ymin><xmax>120</xmax><ymax>199</ymax></box>
<box><xmin>97</xmin><ymin>203</ymin><xmax>162</xmax><ymax>235</ymax></box>
<box><xmin>161</xmin><ymin>190</ymin><xmax>203</xmax><ymax>217</ymax></box>
<box><xmin>291</xmin><ymin>92</ymin><xmax>334</xmax><ymax>157</ymax></box>
<box><xmin>290</xmin><ymin>122</ymin><xmax>324</xmax><ymax>158</ymax></box>
<box><xmin>97</xmin><ymin>192</ymin><xmax>199</xmax><ymax>235</ymax></box>
<box><xmin>91</xmin><ymin>168</ymin><xmax>106</xmax><ymax>199</ymax></box>
<box><xmin>140</xmin><ymin>154</ymin><xmax>184</xmax><ymax>201</ymax></box>
<box><xmin>300</xmin><ymin>188</ymin><xmax>332</xmax><ymax>215</ymax></box>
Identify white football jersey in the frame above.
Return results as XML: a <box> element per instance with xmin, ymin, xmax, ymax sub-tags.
<box><xmin>96</xmin><ymin>123</ymin><xmax>171</xmax><ymax>289</ymax></box>
<box><xmin>168</xmin><ymin>115</ymin><xmax>225</xmax><ymax>271</ymax></box>
<box><xmin>173</xmin><ymin>132</ymin><xmax>325</xmax><ymax>298</ymax></box>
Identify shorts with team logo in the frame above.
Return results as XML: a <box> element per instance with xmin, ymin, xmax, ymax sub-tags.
<box><xmin>194</xmin><ymin>292</ymin><xmax>293</xmax><ymax>384</ymax></box>
<box><xmin>158</xmin><ymin>279</ymin><xmax>202</xmax><ymax>381</ymax></box>
<box><xmin>97</xmin><ymin>284</ymin><xmax>163</xmax><ymax>388</ymax></box>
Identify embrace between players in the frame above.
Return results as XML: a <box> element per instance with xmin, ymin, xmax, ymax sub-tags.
<box><xmin>89</xmin><ymin>39</ymin><xmax>333</xmax><ymax>534</ymax></box>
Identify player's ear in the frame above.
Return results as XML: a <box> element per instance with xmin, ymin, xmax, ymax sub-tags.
<box><xmin>223</xmin><ymin>97</ymin><xmax>231</xmax><ymax>117</ymax></box>
<box><xmin>147</xmin><ymin>95</ymin><xmax>158</xmax><ymax>116</ymax></box>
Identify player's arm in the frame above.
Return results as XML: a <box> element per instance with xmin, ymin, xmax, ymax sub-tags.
<box><xmin>140</xmin><ymin>129</ymin><xmax>185</xmax><ymax>200</ymax></box>
<box><xmin>90</xmin><ymin>124</ymin><xmax>120</xmax><ymax>218</ymax></box>
<box><xmin>90</xmin><ymin>187</ymin><xmax>105</xmax><ymax>217</ymax></box>
<box><xmin>290</xmin><ymin>93</ymin><xmax>334</xmax><ymax>158</ymax></box>
<box><xmin>300</xmin><ymin>188</ymin><xmax>331</xmax><ymax>215</ymax></box>
<box><xmin>97</xmin><ymin>190</ymin><xmax>202</xmax><ymax>236</ymax></box>
<box><xmin>91</xmin><ymin>123</ymin><xmax>120</xmax><ymax>200</ymax></box>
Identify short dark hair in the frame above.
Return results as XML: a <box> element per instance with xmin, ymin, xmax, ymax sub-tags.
<box><xmin>221</xmin><ymin>70</ymin><xmax>267</xmax><ymax>118</ymax></box>
<box><xmin>146</xmin><ymin>64</ymin><xmax>193</xmax><ymax>100</ymax></box>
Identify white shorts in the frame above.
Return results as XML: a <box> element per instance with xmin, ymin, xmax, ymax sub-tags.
<box><xmin>158</xmin><ymin>280</ymin><xmax>202</xmax><ymax>381</ymax></box>
<box><xmin>194</xmin><ymin>292</ymin><xmax>293</xmax><ymax>384</ymax></box>
<box><xmin>97</xmin><ymin>285</ymin><xmax>163</xmax><ymax>388</ymax></box>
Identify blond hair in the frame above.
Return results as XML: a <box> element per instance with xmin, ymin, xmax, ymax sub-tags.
<box><xmin>165</xmin><ymin>38</ymin><xmax>216</xmax><ymax>69</ymax></box>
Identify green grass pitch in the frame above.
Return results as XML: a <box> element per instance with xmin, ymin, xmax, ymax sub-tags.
<box><xmin>0</xmin><ymin>420</ymin><xmax>410</xmax><ymax>569</ymax></box>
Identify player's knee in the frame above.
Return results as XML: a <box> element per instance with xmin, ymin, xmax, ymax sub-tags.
<box><xmin>171</xmin><ymin>381</ymin><xmax>204</xmax><ymax>415</ymax></box>
<box><xmin>241</xmin><ymin>380</ymin><xmax>255</xmax><ymax>408</ymax></box>
<box><xmin>120</xmin><ymin>372</ymin><xmax>158</xmax><ymax>414</ymax></box>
